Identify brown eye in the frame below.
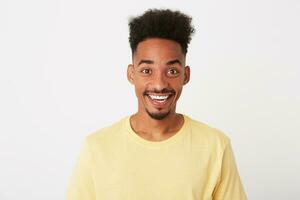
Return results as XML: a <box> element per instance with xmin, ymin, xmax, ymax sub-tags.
<box><xmin>141</xmin><ymin>68</ymin><xmax>151</xmax><ymax>74</ymax></box>
<box><xmin>167</xmin><ymin>68</ymin><xmax>179</xmax><ymax>76</ymax></box>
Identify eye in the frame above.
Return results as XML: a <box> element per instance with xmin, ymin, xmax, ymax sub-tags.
<box><xmin>141</xmin><ymin>68</ymin><xmax>151</xmax><ymax>75</ymax></box>
<box><xmin>167</xmin><ymin>68</ymin><xmax>179</xmax><ymax>76</ymax></box>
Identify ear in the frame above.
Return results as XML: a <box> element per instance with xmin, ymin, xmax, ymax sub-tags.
<box><xmin>183</xmin><ymin>66</ymin><xmax>190</xmax><ymax>85</ymax></box>
<box><xmin>127</xmin><ymin>64</ymin><xmax>135</xmax><ymax>84</ymax></box>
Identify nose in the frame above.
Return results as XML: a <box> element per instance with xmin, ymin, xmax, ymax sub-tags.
<box><xmin>152</xmin><ymin>72</ymin><xmax>168</xmax><ymax>92</ymax></box>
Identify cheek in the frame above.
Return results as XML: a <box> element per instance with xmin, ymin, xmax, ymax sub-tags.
<box><xmin>134</xmin><ymin>86</ymin><xmax>140</xmax><ymax>96</ymax></box>
<box><xmin>133</xmin><ymin>79</ymin><xmax>149</xmax><ymax>94</ymax></box>
<box><xmin>170</xmin><ymin>79</ymin><xmax>184</xmax><ymax>91</ymax></box>
<box><xmin>173</xmin><ymin>85</ymin><xmax>184</xmax><ymax>99</ymax></box>
<box><xmin>134</xmin><ymin>84</ymin><xmax>145</xmax><ymax>97</ymax></box>
<box><xmin>175</xmin><ymin>88</ymin><xmax>183</xmax><ymax>98</ymax></box>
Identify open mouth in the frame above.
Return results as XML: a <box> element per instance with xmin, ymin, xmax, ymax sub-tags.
<box><xmin>145</xmin><ymin>93</ymin><xmax>174</xmax><ymax>106</ymax></box>
<box><xmin>149</xmin><ymin>94</ymin><xmax>170</xmax><ymax>102</ymax></box>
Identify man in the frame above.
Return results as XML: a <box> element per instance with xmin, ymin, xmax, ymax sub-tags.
<box><xmin>66</xmin><ymin>9</ymin><xmax>247</xmax><ymax>200</ymax></box>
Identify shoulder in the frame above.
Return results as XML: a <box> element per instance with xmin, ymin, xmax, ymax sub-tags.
<box><xmin>185</xmin><ymin>115</ymin><xmax>230</xmax><ymax>149</ymax></box>
<box><xmin>84</xmin><ymin>117</ymin><xmax>128</xmax><ymax>148</ymax></box>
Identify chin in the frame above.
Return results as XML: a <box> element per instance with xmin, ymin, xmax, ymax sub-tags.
<box><xmin>146</xmin><ymin>109</ymin><xmax>171</xmax><ymax>120</ymax></box>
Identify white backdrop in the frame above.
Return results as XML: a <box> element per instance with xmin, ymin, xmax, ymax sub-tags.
<box><xmin>0</xmin><ymin>0</ymin><xmax>299</xmax><ymax>199</ymax></box>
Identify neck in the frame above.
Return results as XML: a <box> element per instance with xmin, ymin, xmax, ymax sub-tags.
<box><xmin>130</xmin><ymin>111</ymin><xmax>184</xmax><ymax>141</ymax></box>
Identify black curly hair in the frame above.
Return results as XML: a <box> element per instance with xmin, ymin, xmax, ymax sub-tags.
<box><xmin>128</xmin><ymin>9</ymin><xmax>195</xmax><ymax>55</ymax></box>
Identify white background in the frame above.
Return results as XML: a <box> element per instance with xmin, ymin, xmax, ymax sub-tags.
<box><xmin>0</xmin><ymin>0</ymin><xmax>299</xmax><ymax>199</ymax></box>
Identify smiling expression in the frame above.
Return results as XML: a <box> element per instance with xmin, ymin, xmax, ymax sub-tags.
<box><xmin>127</xmin><ymin>38</ymin><xmax>190</xmax><ymax>120</ymax></box>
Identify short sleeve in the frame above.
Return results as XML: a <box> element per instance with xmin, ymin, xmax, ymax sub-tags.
<box><xmin>212</xmin><ymin>141</ymin><xmax>247</xmax><ymax>200</ymax></box>
<box><xmin>66</xmin><ymin>138</ymin><xmax>96</xmax><ymax>200</ymax></box>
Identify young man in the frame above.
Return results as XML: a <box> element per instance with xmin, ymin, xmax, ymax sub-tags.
<box><xmin>66</xmin><ymin>9</ymin><xmax>247</xmax><ymax>200</ymax></box>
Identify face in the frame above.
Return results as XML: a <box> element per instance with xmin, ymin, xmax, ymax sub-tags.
<box><xmin>127</xmin><ymin>38</ymin><xmax>190</xmax><ymax>120</ymax></box>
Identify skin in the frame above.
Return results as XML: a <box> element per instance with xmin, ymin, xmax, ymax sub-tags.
<box><xmin>127</xmin><ymin>38</ymin><xmax>190</xmax><ymax>141</ymax></box>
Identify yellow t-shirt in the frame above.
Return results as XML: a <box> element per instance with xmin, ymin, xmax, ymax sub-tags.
<box><xmin>66</xmin><ymin>115</ymin><xmax>247</xmax><ymax>200</ymax></box>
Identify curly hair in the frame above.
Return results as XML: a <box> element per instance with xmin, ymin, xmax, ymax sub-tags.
<box><xmin>128</xmin><ymin>9</ymin><xmax>195</xmax><ymax>55</ymax></box>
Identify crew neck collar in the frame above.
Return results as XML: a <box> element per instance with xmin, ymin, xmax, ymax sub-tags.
<box><xmin>124</xmin><ymin>114</ymin><xmax>189</xmax><ymax>148</ymax></box>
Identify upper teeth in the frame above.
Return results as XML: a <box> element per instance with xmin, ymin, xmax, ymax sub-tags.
<box><xmin>149</xmin><ymin>95</ymin><xmax>169</xmax><ymax>100</ymax></box>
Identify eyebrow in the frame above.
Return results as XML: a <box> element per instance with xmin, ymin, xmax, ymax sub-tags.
<box><xmin>166</xmin><ymin>59</ymin><xmax>182</xmax><ymax>66</ymax></box>
<box><xmin>137</xmin><ymin>59</ymin><xmax>182</xmax><ymax>67</ymax></box>
<box><xmin>138</xmin><ymin>59</ymin><xmax>154</xmax><ymax>66</ymax></box>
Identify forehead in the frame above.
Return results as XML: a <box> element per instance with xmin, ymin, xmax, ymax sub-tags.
<box><xmin>133</xmin><ymin>38</ymin><xmax>184</xmax><ymax>62</ymax></box>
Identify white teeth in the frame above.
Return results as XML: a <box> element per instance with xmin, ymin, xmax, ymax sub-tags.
<box><xmin>148</xmin><ymin>95</ymin><xmax>169</xmax><ymax>100</ymax></box>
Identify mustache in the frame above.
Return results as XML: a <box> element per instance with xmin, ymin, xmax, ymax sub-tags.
<box><xmin>143</xmin><ymin>88</ymin><xmax>175</xmax><ymax>95</ymax></box>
